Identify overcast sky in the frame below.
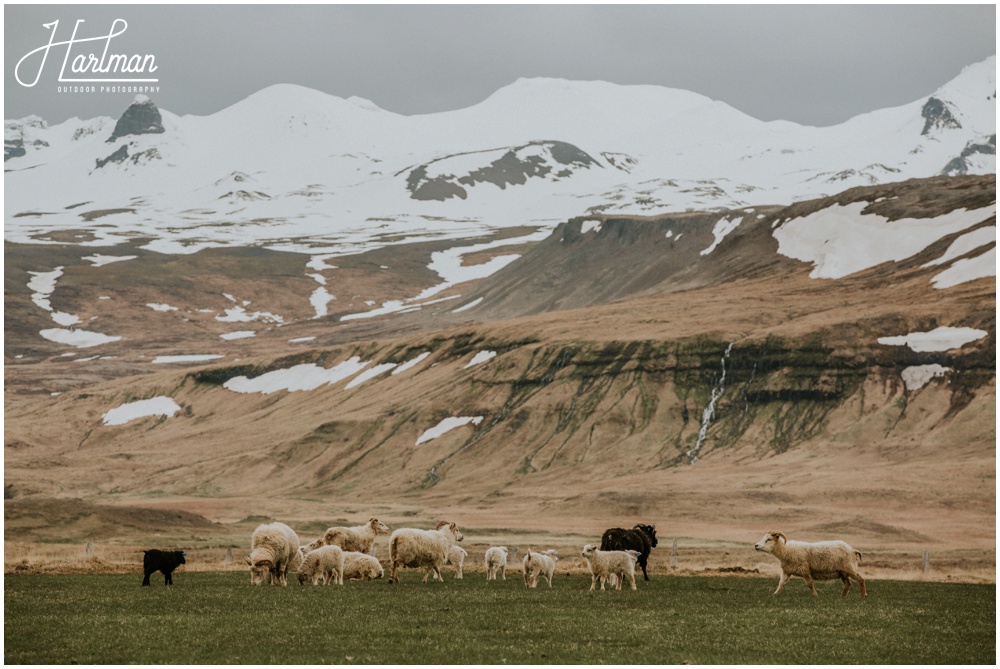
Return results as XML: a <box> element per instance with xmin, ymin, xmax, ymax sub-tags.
<box><xmin>5</xmin><ymin>4</ymin><xmax>996</xmax><ymax>127</ymax></box>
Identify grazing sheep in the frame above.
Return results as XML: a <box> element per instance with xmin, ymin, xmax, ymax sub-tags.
<box><xmin>141</xmin><ymin>549</ymin><xmax>186</xmax><ymax>586</ymax></box>
<box><xmin>301</xmin><ymin>537</ymin><xmax>325</xmax><ymax>553</ymax></box>
<box><xmin>754</xmin><ymin>531</ymin><xmax>867</xmax><ymax>598</ymax></box>
<box><xmin>600</xmin><ymin>524</ymin><xmax>658</xmax><ymax>581</ymax></box>
<box><xmin>342</xmin><ymin>551</ymin><xmax>384</xmax><ymax>581</ymax></box>
<box><xmin>582</xmin><ymin>544</ymin><xmax>637</xmax><ymax>592</ymax></box>
<box><xmin>484</xmin><ymin>546</ymin><xmax>509</xmax><ymax>581</ymax></box>
<box><xmin>388</xmin><ymin>521</ymin><xmax>464</xmax><ymax>584</ymax></box>
<box><xmin>245</xmin><ymin>522</ymin><xmax>300</xmax><ymax>587</ymax></box>
<box><xmin>324</xmin><ymin>518</ymin><xmax>391</xmax><ymax>554</ymax></box>
<box><xmin>522</xmin><ymin>548</ymin><xmax>559</xmax><ymax>588</ymax></box>
<box><xmin>296</xmin><ymin>545</ymin><xmax>345</xmax><ymax>586</ymax></box>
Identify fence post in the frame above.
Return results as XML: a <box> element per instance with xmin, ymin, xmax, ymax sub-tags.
<box><xmin>225</xmin><ymin>547</ymin><xmax>233</xmax><ymax>563</ymax></box>
<box><xmin>86</xmin><ymin>542</ymin><xmax>94</xmax><ymax>556</ymax></box>
<box><xmin>670</xmin><ymin>538</ymin><xmax>678</xmax><ymax>568</ymax></box>
<box><xmin>922</xmin><ymin>551</ymin><xmax>930</xmax><ymax>576</ymax></box>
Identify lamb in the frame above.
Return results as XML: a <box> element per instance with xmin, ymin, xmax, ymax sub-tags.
<box><xmin>341</xmin><ymin>551</ymin><xmax>384</xmax><ymax>581</ymax></box>
<box><xmin>581</xmin><ymin>544</ymin><xmax>637</xmax><ymax>592</ymax></box>
<box><xmin>600</xmin><ymin>524</ymin><xmax>658</xmax><ymax>581</ymax></box>
<box><xmin>522</xmin><ymin>548</ymin><xmax>559</xmax><ymax>588</ymax></box>
<box><xmin>141</xmin><ymin>549</ymin><xmax>186</xmax><ymax>586</ymax></box>
<box><xmin>433</xmin><ymin>545</ymin><xmax>468</xmax><ymax>580</ymax></box>
<box><xmin>324</xmin><ymin>518</ymin><xmax>391</xmax><ymax>554</ymax></box>
<box><xmin>296</xmin><ymin>545</ymin><xmax>345</xmax><ymax>586</ymax></box>
<box><xmin>301</xmin><ymin>537</ymin><xmax>325</xmax><ymax>553</ymax></box>
<box><xmin>388</xmin><ymin>521</ymin><xmax>464</xmax><ymax>584</ymax></box>
<box><xmin>245</xmin><ymin>522</ymin><xmax>300</xmax><ymax>586</ymax></box>
<box><xmin>484</xmin><ymin>546</ymin><xmax>509</xmax><ymax>581</ymax></box>
<box><xmin>754</xmin><ymin>531</ymin><xmax>867</xmax><ymax>598</ymax></box>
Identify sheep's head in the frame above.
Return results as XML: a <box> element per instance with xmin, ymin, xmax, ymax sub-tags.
<box><xmin>296</xmin><ymin>570</ymin><xmax>309</xmax><ymax>585</ymax></box>
<box><xmin>581</xmin><ymin>544</ymin><xmax>596</xmax><ymax>560</ymax></box>
<box><xmin>436</xmin><ymin>521</ymin><xmax>463</xmax><ymax>542</ymax></box>
<box><xmin>635</xmin><ymin>524</ymin><xmax>658</xmax><ymax>547</ymax></box>
<box><xmin>370</xmin><ymin>518</ymin><xmax>391</xmax><ymax>535</ymax></box>
<box><xmin>754</xmin><ymin>531</ymin><xmax>786</xmax><ymax>554</ymax></box>
<box><xmin>246</xmin><ymin>556</ymin><xmax>273</xmax><ymax>586</ymax></box>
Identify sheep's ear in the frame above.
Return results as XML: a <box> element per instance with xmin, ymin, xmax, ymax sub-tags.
<box><xmin>772</xmin><ymin>532</ymin><xmax>786</xmax><ymax>543</ymax></box>
<box><xmin>244</xmin><ymin>555</ymin><xmax>252</xmax><ymax>566</ymax></box>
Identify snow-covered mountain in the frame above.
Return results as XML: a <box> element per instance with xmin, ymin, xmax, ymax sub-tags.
<box><xmin>5</xmin><ymin>57</ymin><xmax>995</xmax><ymax>255</ymax></box>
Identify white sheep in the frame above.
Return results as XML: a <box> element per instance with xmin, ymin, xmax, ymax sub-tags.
<box><xmin>484</xmin><ymin>546</ymin><xmax>509</xmax><ymax>581</ymax></box>
<box><xmin>388</xmin><ymin>521</ymin><xmax>464</xmax><ymax>583</ymax></box>
<box><xmin>296</xmin><ymin>545</ymin><xmax>345</xmax><ymax>586</ymax></box>
<box><xmin>301</xmin><ymin>537</ymin><xmax>325</xmax><ymax>553</ymax></box>
<box><xmin>433</xmin><ymin>545</ymin><xmax>469</xmax><ymax>580</ymax></box>
<box><xmin>324</xmin><ymin>518</ymin><xmax>391</xmax><ymax>554</ymax></box>
<box><xmin>522</xmin><ymin>548</ymin><xmax>559</xmax><ymax>588</ymax></box>
<box><xmin>342</xmin><ymin>550</ymin><xmax>384</xmax><ymax>581</ymax></box>
<box><xmin>581</xmin><ymin>544</ymin><xmax>637</xmax><ymax>592</ymax></box>
<box><xmin>754</xmin><ymin>531</ymin><xmax>867</xmax><ymax>598</ymax></box>
<box><xmin>607</xmin><ymin>549</ymin><xmax>640</xmax><ymax>589</ymax></box>
<box><xmin>245</xmin><ymin>522</ymin><xmax>300</xmax><ymax>586</ymax></box>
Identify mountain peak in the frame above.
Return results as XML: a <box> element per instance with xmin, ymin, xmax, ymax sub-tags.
<box><xmin>107</xmin><ymin>96</ymin><xmax>165</xmax><ymax>143</ymax></box>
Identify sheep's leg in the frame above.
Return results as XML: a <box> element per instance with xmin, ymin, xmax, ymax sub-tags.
<box><xmin>845</xmin><ymin>569</ymin><xmax>867</xmax><ymax>598</ymax></box>
<box><xmin>590</xmin><ymin>573</ymin><xmax>597</xmax><ymax>592</ymax></box>
<box><xmin>142</xmin><ymin>571</ymin><xmax>152</xmax><ymax>586</ymax></box>
<box><xmin>803</xmin><ymin>574</ymin><xmax>818</xmax><ymax>597</ymax></box>
<box><xmin>337</xmin><ymin>568</ymin><xmax>344</xmax><ymax>586</ymax></box>
<box><xmin>628</xmin><ymin>572</ymin><xmax>637</xmax><ymax>591</ymax></box>
<box><xmin>501</xmin><ymin>566</ymin><xmax>506</xmax><ymax>580</ymax></box>
<box><xmin>773</xmin><ymin>571</ymin><xmax>790</xmax><ymax>595</ymax></box>
<box><xmin>389</xmin><ymin>561</ymin><xmax>399</xmax><ymax>584</ymax></box>
<box><xmin>165</xmin><ymin>571</ymin><xmax>173</xmax><ymax>586</ymax></box>
<box><xmin>640</xmin><ymin>557</ymin><xmax>650</xmax><ymax>581</ymax></box>
<box><xmin>839</xmin><ymin>572</ymin><xmax>851</xmax><ymax>598</ymax></box>
<box><xmin>546</xmin><ymin>571</ymin><xmax>553</xmax><ymax>587</ymax></box>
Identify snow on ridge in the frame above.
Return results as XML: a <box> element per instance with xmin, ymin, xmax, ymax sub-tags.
<box><xmin>700</xmin><ymin>216</ymin><xmax>743</xmax><ymax>256</ymax></box>
<box><xmin>453</xmin><ymin>297</ymin><xmax>483</xmax><ymax>313</ymax></box>
<box><xmin>40</xmin><ymin>328</ymin><xmax>121</xmax><ymax>348</ymax></box>
<box><xmin>581</xmin><ymin>220</ymin><xmax>603</xmax><ymax>234</ymax></box>
<box><xmin>392</xmin><ymin>352</ymin><xmax>431</xmax><ymax>375</ymax></box>
<box><xmin>223</xmin><ymin>356</ymin><xmax>369</xmax><ymax>394</ymax></box>
<box><xmin>931</xmin><ymin>247</ymin><xmax>996</xmax><ymax>289</ymax></box>
<box><xmin>220</xmin><ymin>331</ymin><xmax>256</xmax><ymax>341</ymax></box>
<box><xmin>103</xmin><ymin>396</ymin><xmax>180</xmax><ymax>426</ymax></box>
<box><xmin>773</xmin><ymin>203</ymin><xmax>996</xmax><ymax>279</ymax></box>
<box><xmin>465</xmin><ymin>351</ymin><xmax>496</xmax><ymax>368</ymax></box>
<box><xmin>415</xmin><ymin>416</ymin><xmax>484</xmax><ymax>446</ymax></box>
<box><xmin>877</xmin><ymin>326</ymin><xmax>988</xmax><ymax>352</ymax></box>
<box><xmin>345</xmin><ymin>362</ymin><xmax>398</xmax><ymax>389</ymax></box>
<box><xmin>901</xmin><ymin>364</ymin><xmax>950</xmax><ymax>391</ymax></box>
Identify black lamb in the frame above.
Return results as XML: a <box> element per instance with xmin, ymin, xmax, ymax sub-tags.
<box><xmin>600</xmin><ymin>524</ymin><xmax>658</xmax><ymax>581</ymax></box>
<box><xmin>142</xmin><ymin>549</ymin><xmax>186</xmax><ymax>586</ymax></box>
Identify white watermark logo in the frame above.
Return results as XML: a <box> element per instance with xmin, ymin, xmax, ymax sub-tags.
<box><xmin>15</xmin><ymin>19</ymin><xmax>159</xmax><ymax>87</ymax></box>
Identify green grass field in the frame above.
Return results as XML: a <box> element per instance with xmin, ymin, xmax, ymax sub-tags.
<box><xmin>4</xmin><ymin>571</ymin><xmax>995</xmax><ymax>664</ymax></box>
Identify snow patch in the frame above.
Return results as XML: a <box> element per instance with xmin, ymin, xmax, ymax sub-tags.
<box><xmin>220</xmin><ymin>330</ymin><xmax>256</xmax><ymax>340</ymax></box>
<box><xmin>774</xmin><ymin>203</ymin><xmax>995</xmax><ymax>279</ymax></box>
<box><xmin>103</xmin><ymin>396</ymin><xmax>180</xmax><ymax>426</ymax></box>
<box><xmin>40</xmin><ymin>328</ymin><xmax>121</xmax><ymax>348</ymax></box>
<box><xmin>581</xmin><ymin>220</ymin><xmax>602</xmax><ymax>234</ymax></box>
<box><xmin>392</xmin><ymin>352</ymin><xmax>431</xmax><ymax>375</ymax></box>
<box><xmin>415</xmin><ymin>416</ymin><xmax>484</xmax><ymax>446</ymax></box>
<box><xmin>224</xmin><ymin>356</ymin><xmax>369</xmax><ymax>394</ymax></box>
<box><xmin>465</xmin><ymin>350</ymin><xmax>497</xmax><ymax>368</ymax></box>
<box><xmin>453</xmin><ymin>297</ymin><xmax>483</xmax><ymax>313</ymax></box>
<box><xmin>345</xmin><ymin>362</ymin><xmax>398</xmax><ymax>389</ymax></box>
<box><xmin>931</xmin><ymin>247</ymin><xmax>995</xmax><ymax>289</ymax></box>
<box><xmin>84</xmin><ymin>254</ymin><xmax>137</xmax><ymax>267</ymax></box>
<box><xmin>877</xmin><ymin>326</ymin><xmax>987</xmax><ymax>352</ymax></box>
<box><xmin>700</xmin><ymin>217</ymin><xmax>742</xmax><ymax>255</ymax></box>
<box><xmin>147</xmin><ymin>303</ymin><xmax>178</xmax><ymax>312</ymax></box>
<box><xmin>901</xmin><ymin>364</ymin><xmax>950</xmax><ymax>391</ymax></box>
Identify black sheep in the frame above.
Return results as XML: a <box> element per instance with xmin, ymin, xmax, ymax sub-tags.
<box><xmin>141</xmin><ymin>549</ymin><xmax>186</xmax><ymax>586</ymax></box>
<box><xmin>599</xmin><ymin>524</ymin><xmax>658</xmax><ymax>581</ymax></box>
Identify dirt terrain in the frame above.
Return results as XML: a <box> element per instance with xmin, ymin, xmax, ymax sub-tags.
<box><xmin>4</xmin><ymin>176</ymin><xmax>995</xmax><ymax>581</ymax></box>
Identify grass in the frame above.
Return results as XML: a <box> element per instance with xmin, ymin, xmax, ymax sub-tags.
<box><xmin>4</xmin><ymin>572</ymin><xmax>995</xmax><ymax>664</ymax></box>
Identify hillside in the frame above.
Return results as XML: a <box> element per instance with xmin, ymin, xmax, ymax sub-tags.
<box><xmin>4</xmin><ymin>174</ymin><xmax>995</xmax><ymax>579</ymax></box>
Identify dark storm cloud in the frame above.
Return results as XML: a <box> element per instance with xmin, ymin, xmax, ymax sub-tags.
<box><xmin>5</xmin><ymin>4</ymin><xmax>996</xmax><ymax>127</ymax></box>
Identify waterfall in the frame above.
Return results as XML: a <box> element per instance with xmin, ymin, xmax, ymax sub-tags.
<box><xmin>687</xmin><ymin>342</ymin><xmax>734</xmax><ymax>464</ymax></box>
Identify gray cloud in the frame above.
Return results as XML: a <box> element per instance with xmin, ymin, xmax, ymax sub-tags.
<box><xmin>5</xmin><ymin>4</ymin><xmax>996</xmax><ymax>127</ymax></box>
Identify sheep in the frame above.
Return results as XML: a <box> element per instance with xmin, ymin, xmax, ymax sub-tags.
<box><xmin>388</xmin><ymin>521</ymin><xmax>464</xmax><ymax>584</ymax></box>
<box><xmin>245</xmin><ymin>522</ymin><xmax>300</xmax><ymax>586</ymax></box>
<box><xmin>484</xmin><ymin>546</ymin><xmax>509</xmax><ymax>581</ymax></box>
<box><xmin>607</xmin><ymin>549</ymin><xmax>640</xmax><ymax>590</ymax></box>
<box><xmin>141</xmin><ymin>549</ymin><xmax>186</xmax><ymax>586</ymax></box>
<box><xmin>581</xmin><ymin>544</ymin><xmax>637</xmax><ymax>592</ymax></box>
<box><xmin>522</xmin><ymin>548</ymin><xmax>559</xmax><ymax>588</ymax></box>
<box><xmin>754</xmin><ymin>531</ymin><xmax>867</xmax><ymax>598</ymax></box>
<box><xmin>324</xmin><ymin>518</ymin><xmax>391</xmax><ymax>554</ymax></box>
<box><xmin>296</xmin><ymin>545</ymin><xmax>345</xmax><ymax>586</ymax></box>
<box><xmin>342</xmin><ymin>551</ymin><xmax>384</xmax><ymax>581</ymax></box>
<box><xmin>301</xmin><ymin>537</ymin><xmax>326</xmax><ymax>553</ymax></box>
<box><xmin>600</xmin><ymin>524</ymin><xmax>658</xmax><ymax>581</ymax></box>
<box><xmin>433</xmin><ymin>545</ymin><xmax>469</xmax><ymax>580</ymax></box>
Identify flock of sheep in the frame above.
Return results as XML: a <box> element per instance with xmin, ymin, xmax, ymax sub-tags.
<box><xmin>235</xmin><ymin>518</ymin><xmax>867</xmax><ymax>598</ymax></box>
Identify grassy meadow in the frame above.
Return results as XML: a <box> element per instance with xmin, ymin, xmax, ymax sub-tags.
<box><xmin>4</xmin><ymin>571</ymin><xmax>995</xmax><ymax>664</ymax></box>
